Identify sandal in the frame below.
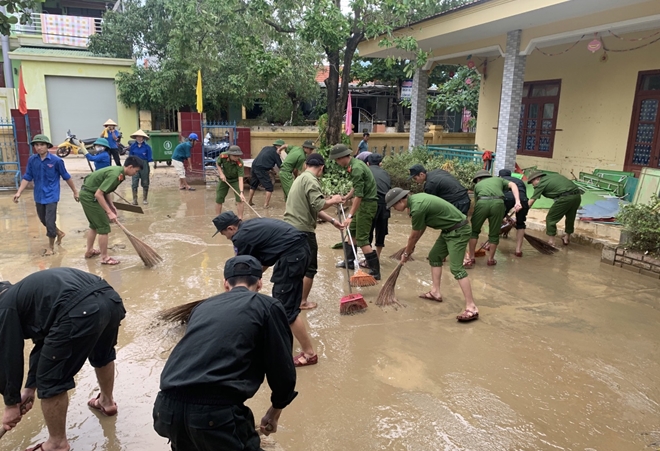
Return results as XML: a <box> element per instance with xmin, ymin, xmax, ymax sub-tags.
<box><xmin>561</xmin><ymin>235</ymin><xmax>570</xmax><ymax>246</ymax></box>
<box><xmin>456</xmin><ymin>310</ymin><xmax>479</xmax><ymax>322</ymax></box>
<box><xmin>418</xmin><ymin>291</ymin><xmax>443</xmax><ymax>302</ymax></box>
<box><xmin>85</xmin><ymin>249</ymin><xmax>101</xmax><ymax>259</ymax></box>
<box><xmin>293</xmin><ymin>352</ymin><xmax>318</xmax><ymax>367</ymax></box>
<box><xmin>101</xmin><ymin>257</ymin><xmax>121</xmax><ymax>265</ymax></box>
<box><xmin>514</xmin><ymin>252</ymin><xmax>523</xmax><ymax>258</ymax></box>
<box><xmin>463</xmin><ymin>258</ymin><xmax>475</xmax><ymax>268</ymax></box>
<box><xmin>186</xmin><ymin>187</ymin><xmax>196</xmax><ymax>191</ymax></box>
<box><xmin>300</xmin><ymin>302</ymin><xmax>318</xmax><ymax>310</ymax></box>
<box><xmin>487</xmin><ymin>259</ymin><xmax>497</xmax><ymax>266</ymax></box>
<box><xmin>87</xmin><ymin>393</ymin><xmax>118</xmax><ymax>417</ymax></box>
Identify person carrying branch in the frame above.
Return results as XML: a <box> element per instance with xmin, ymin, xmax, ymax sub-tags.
<box><xmin>79</xmin><ymin>156</ymin><xmax>142</xmax><ymax>265</ymax></box>
<box><xmin>527</xmin><ymin>171</ymin><xmax>582</xmax><ymax>246</ymax></box>
<box><xmin>279</xmin><ymin>140</ymin><xmax>316</xmax><ymax>199</ymax></box>
<box><xmin>247</xmin><ymin>142</ymin><xmax>284</xmax><ymax>208</ymax></box>
<box><xmin>215</xmin><ymin>145</ymin><xmax>246</xmax><ymax>219</ymax></box>
<box><xmin>154</xmin><ymin>256</ymin><xmax>297</xmax><ymax>451</ymax></box>
<box><xmin>283</xmin><ymin>153</ymin><xmax>344</xmax><ymax>310</ymax></box>
<box><xmin>386</xmin><ymin>188</ymin><xmax>479</xmax><ymax>322</ymax></box>
<box><xmin>0</xmin><ymin>268</ymin><xmax>126</xmax><ymax>451</ymax></box>
<box><xmin>329</xmin><ymin>144</ymin><xmax>381</xmax><ymax>280</ymax></box>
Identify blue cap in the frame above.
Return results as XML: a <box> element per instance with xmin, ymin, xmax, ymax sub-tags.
<box><xmin>189</xmin><ymin>133</ymin><xmax>199</xmax><ymax>141</ymax></box>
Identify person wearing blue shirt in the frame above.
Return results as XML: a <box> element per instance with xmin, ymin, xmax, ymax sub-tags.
<box><xmin>357</xmin><ymin>132</ymin><xmax>370</xmax><ymax>155</ymax></box>
<box><xmin>101</xmin><ymin>118</ymin><xmax>121</xmax><ymax>165</ymax></box>
<box><xmin>171</xmin><ymin>133</ymin><xmax>198</xmax><ymax>191</ymax></box>
<box><xmin>13</xmin><ymin>134</ymin><xmax>79</xmax><ymax>256</ymax></box>
<box><xmin>128</xmin><ymin>129</ymin><xmax>153</xmax><ymax>205</ymax></box>
<box><xmin>81</xmin><ymin>138</ymin><xmax>112</xmax><ymax>171</ymax></box>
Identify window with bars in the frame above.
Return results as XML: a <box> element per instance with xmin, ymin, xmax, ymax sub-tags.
<box><xmin>517</xmin><ymin>80</ymin><xmax>561</xmax><ymax>158</ymax></box>
<box><xmin>626</xmin><ymin>71</ymin><xmax>660</xmax><ymax>171</ymax></box>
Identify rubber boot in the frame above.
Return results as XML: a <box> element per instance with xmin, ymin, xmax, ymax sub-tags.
<box><xmin>365</xmin><ymin>251</ymin><xmax>381</xmax><ymax>280</ymax></box>
<box><xmin>131</xmin><ymin>189</ymin><xmax>138</xmax><ymax>206</ymax></box>
<box><xmin>336</xmin><ymin>242</ymin><xmax>355</xmax><ymax>270</ymax></box>
<box><xmin>143</xmin><ymin>188</ymin><xmax>149</xmax><ymax>205</ymax></box>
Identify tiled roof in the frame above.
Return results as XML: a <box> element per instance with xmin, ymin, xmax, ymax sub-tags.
<box><xmin>395</xmin><ymin>0</ymin><xmax>492</xmax><ymax>30</ymax></box>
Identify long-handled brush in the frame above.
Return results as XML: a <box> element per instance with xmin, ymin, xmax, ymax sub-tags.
<box><xmin>115</xmin><ymin>221</ymin><xmax>163</xmax><ymax>267</ymax></box>
<box><xmin>389</xmin><ymin>247</ymin><xmax>415</xmax><ymax>261</ymax></box>
<box><xmin>158</xmin><ymin>298</ymin><xmax>207</xmax><ymax>323</ymax></box>
<box><xmin>223</xmin><ymin>179</ymin><xmax>262</xmax><ymax>218</ymax></box>
<box><xmin>524</xmin><ymin>233</ymin><xmax>559</xmax><ymax>255</ymax></box>
<box><xmin>338</xmin><ymin>225</ymin><xmax>368</xmax><ymax>315</ymax></box>
<box><xmin>339</xmin><ymin>204</ymin><xmax>377</xmax><ymax>287</ymax></box>
<box><xmin>375</xmin><ymin>263</ymin><xmax>404</xmax><ymax>309</ymax></box>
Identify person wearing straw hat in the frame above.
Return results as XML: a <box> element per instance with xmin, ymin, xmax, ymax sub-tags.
<box><xmin>279</xmin><ymin>140</ymin><xmax>316</xmax><ymax>199</ymax></box>
<box><xmin>100</xmin><ymin>119</ymin><xmax>121</xmax><ymax>166</ymax></box>
<box><xmin>80</xmin><ymin>138</ymin><xmax>112</xmax><ymax>171</ymax></box>
<box><xmin>13</xmin><ymin>134</ymin><xmax>79</xmax><ymax>256</ymax></box>
<box><xmin>386</xmin><ymin>188</ymin><xmax>479</xmax><ymax>322</ymax></box>
<box><xmin>527</xmin><ymin>171</ymin><xmax>582</xmax><ymax>246</ymax></box>
<box><xmin>247</xmin><ymin>141</ymin><xmax>284</xmax><ymax>208</ymax></box>
<box><xmin>464</xmin><ymin>170</ymin><xmax>522</xmax><ymax>267</ymax></box>
<box><xmin>128</xmin><ymin>129</ymin><xmax>153</xmax><ymax>205</ymax></box>
<box><xmin>283</xmin><ymin>153</ymin><xmax>344</xmax><ymax>310</ymax></box>
<box><xmin>79</xmin><ymin>156</ymin><xmax>143</xmax><ymax>265</ymax></box>
<box><xmin>216</xmin><ymin>145</ymin><xmax>246</xmax><ymax>219</ymax></box>
<box><xmin>153</xmin><ymin>256</ymin><xmax>297</xmax><ymax>450</ymax></box>
<box><xmin>171</xmin><ymin>133</ymin><xmax>198</xmax><ymax>191</ymax></box>
<box><xmin>329</xmin><ymin>144</ymin><xmax>381</xmax><ymax>281</ymax></box>
<box><xmin>0</xmin><ymin>268</ymin><xmax>126</xmax><ymax>451</ymax></box>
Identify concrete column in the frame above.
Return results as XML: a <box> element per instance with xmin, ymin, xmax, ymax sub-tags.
<box><xmin>408</xmin><ymin>67</ymin><xmax>429</xmax><ymax>149</ymax></box>
<box><xmin>494</xmin><ymin>30</ymin><xmax>527</xmax><ymax>173</ymax></box>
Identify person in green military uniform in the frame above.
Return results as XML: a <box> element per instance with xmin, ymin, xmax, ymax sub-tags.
<box><xmin>386</xmin><ymin>188</ymin><xmax>479</xmax><ymax>322</ymax></box>
<box><xmin>79</xmin><ymin>156</ymin><xmax>142</xmax><ymax>265</ymax></box>
<box><xmin>216</xmin><ymin>145</ymin><xmax>246</xmax><ymax>219</ymax></box>
<box><xmin>527</xmin><ymin>171</ymin><xmax>582</xmax><ymax>246</ymax></box>
<box><xmin>279</xmin><ymin>140</ymin><xmax>316</xmax><ymax>199</ymax></box>
<box><xmin>465</xmin><ymin>170</ymin><xmax>522</xmax><ymax>267</ymax></box>
<box><xmin>329</xmin><ymin>144</ymin><xmax>381</xmax><ymax>280</ymax></box>
<box><xmin>283</xmin><ymin>153</ymin><xmax>343</xmax><ymax>310</ymax></box>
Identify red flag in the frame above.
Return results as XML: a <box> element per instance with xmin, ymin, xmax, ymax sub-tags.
<box><xmin>345</xmin><ymin>91</ymin><xmax>353</xmax><ymax>136</ymax></box>
<box><xmin>18</xmin><ymin>67</ymin><xmax>28</xmax><ymax>115</ymax></box>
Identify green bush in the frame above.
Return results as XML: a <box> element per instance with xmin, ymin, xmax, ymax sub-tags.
<box><xmin>318</xmin><ymin>146</ymin><xmax>352</xmax><ymax>196</ymax></box>
<box><xmin>617</xmin><ymin>195</ymin><xmax>660</xmax><ymax>255</ymax></box>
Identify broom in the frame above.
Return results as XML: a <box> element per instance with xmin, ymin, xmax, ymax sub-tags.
<box><xmin>224</xmin><ymin>179</ymin><xmax>262</xmax><ymax>218</ymax></box>
<box><xmin>115</xmin><ymin>221</ymin><xmax>163</xmax><ymax>267</ymax></box>
<box><xmin>375</xmin><ymin>263</ymin><xmax>404</xmax><ymax>309</ymax></box>
<box><xmin>389</xmin><ymin>247</ymin><xmax>415</xmax><ymax>261</ymax></box>
<box><xmin>158</xmin><ymin>298</ymin><xmax>207</xmax><ymax>323</ymax></box>
<box><xmin>524</xmin><ymin>233</ymin><xmax>559</xmax><ymax>255</ymax></box>
<box><xmin>339</xmin><ymin>204</ymin><xmax>377</xmax><ymax>287</ymax></box>
<box><xmin>338</xmin><ymin>226</ymin><xmax>368</xmax><ymax>315</ymax></box>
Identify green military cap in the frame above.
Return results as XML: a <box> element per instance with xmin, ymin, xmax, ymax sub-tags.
<box><xmin>328</xmin><ymin>144</ymin><xmax>352</xmax><ymax>160</ymax></box>
<box><xmin>527</xmin><ymin>171</ymin><xmax>546</xmax><ymax>184</ymax></box>
<box><xmin>302</xmin><ymin>140</ymin><xmax>317</xmax><ymax>149</ymax></box>
<box><xmin>472</xmin><ymin>169</ymin><xmax>492</xmax><ymax>183</ymax></box>
<box><xmin>227</xmin><ymin>145</ymin><xmax>243</xmax><ymax>156</ymax></box>
<box><xmin>385</xmin><ymin>187</ymin><xmax>410</xmax><ymax>209</ymax></box>
<box><xmin>30</xmin><ymin>134</ymin><xmax>53</xmax><ymax>147</ymax></box>
<box><xmin>273</xmin><ymin>139</ymin><xmax>286</xmax><ymax>146</ymax></box>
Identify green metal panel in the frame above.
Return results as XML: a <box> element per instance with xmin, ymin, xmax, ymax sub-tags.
<box><xmin>632</xmin><ymin>167</ymin><xmax>660</xmax><ymax>205</ymax></box>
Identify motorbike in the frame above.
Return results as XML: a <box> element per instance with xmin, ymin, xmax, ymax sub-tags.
<box><xmin>203</xmin><ymin>133</ymin><xmax>231</xmax><ymax>166</ymax></box>
<box><xmin>56</xmin><ymin>130</ymin><xmax>95</xmax><ymax>158</ymax></box>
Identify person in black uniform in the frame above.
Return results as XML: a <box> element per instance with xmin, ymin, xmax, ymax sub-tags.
<box><xmin>408</xmin><ymin>164</ymin><xmax>471</xmax><ymax>214</ymax></box>
<box><xmin>213</xmin><ymin>212</ymin><xmax>318</xmax><ymax>367</ymax></box>
<box><xmin>247</xmin><ymin>143</ymin><xmax>284</xmax><ymax>208</ymax></box>
<box><xmin>366</xmin><ymin>153</ymin><xmax>391</xmax><ymax>258</ymax></box>
<box><xmin>154</xmin><ymin>256</ymin><xmax>297</xmax><ymax>451</ymax></box>
<box><xmin>499</xmin><ymin>169</ymin><xmax>529</xmax><ymax>257</ymax></box>
<box><xmin>0</xmin><ymin>268</ymin><xmax>125</xmax><ymax>451</ymax></box>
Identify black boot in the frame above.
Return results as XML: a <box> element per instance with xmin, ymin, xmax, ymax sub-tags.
<box><xmin>365</xmin><ymin>251</ymin><xmax>381</xmax><ymax>280</ymax></box>
<box><xmin>336</xmin><ymin>242</ymin><xmax>355</xmax><ymax>270</ymax></box>
<box><xmin>131</xmin><ymin>189</ymin><xmax>138</xmax><ymax>206</ymax></box>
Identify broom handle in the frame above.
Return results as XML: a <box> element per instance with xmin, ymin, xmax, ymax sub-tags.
<box><xmin>339</xmin><ymin>204</ymin><xmax>359</xmax><ymax>270</ymax></box>
<box><xmin>338</xmin><ymin>221</ymin><xmax>352</xmax><ymax>295</ymax></box>
<box><xmin>114</xmin><ymin>192</ymin><xmax>133</xmax><ymax>205</ymax></box>
<box><xmin>224</xmin><ymin>179</ymin><xmax>262</xmax><ymax>218</ymax></box>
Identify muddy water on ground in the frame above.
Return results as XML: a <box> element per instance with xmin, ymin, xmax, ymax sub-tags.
<box><xmin>1</xmin><ymin>180</ymin><xmax>660</xmax><ymax>451</ymax></box>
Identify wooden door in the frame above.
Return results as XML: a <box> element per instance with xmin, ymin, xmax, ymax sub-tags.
<box><xmin>625</xmin><ymin>70</ymin><xmax>660</xmax><ymax>174</ymax></box>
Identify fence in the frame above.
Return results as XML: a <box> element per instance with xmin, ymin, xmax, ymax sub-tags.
<box><xmin>426</xmin><ymin>145</ymin><xmax>491</xmax><ymax>166</ymax></box>
<box><xmin>0</xmin><ymin>117</ymin><xmax>20</xmax><ymax>190</ymax></box>
<box><xmin>13</xmin><ymin>12</ymin><xmax>103</xmax><ymax>37</ymax></box>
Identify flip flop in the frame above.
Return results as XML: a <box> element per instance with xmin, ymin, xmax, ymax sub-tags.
<box><xmin>101</xmin><ymin>257</ymin><xmax>120</xmax><ymax>265</ymax></box>
<box><xmin>179</xmin><ymin>187</ymin><xmax>187</xmax><ymax>190</ymax></box>
<box><xmin>85</xmin><ymin>249</ymin><xmax>101</xmax><ymax>258</ymax></box>
<box><xmin>293</xmin><ymin>352</ymin><xmax>318</xmax><ymax>367</ymax></box>
<box><xmin>300</xmin><ymin>302</ymin><xmax>318</xmax><ymax>310</ymax></box>
<box><xmin>187</xmin><ymin>187</ymin><xmax>196</xmax><ymax>191</ymax></box>
<box><xmin>561</xmin><ymin>236</ymin><xmax>570</xmax><ymax>246</ymax></box>
<box><xmin>487</xmin><ymin>259</ymin><xmax>497</xmax><ymax>266</ymax></box>
<box><xmin>418</xmin><ymin>291</ymin><xmax>443</xmax><ymax>302</ymax></box>
<box><xmin>463</xmin><ymin>258</ymin><xmax>475</xmax><ymax>268</ymax></box>
<box><xmin>25</xmin><ymin>443</ymin><xmax>44</xmax><ymax>451</ymax></box>
<box><xmin>456</xmin><ymin>310</ymin><xmax>479</xmax><ymax>322</ymax></box>
<box><xmin>87</xmin><ymin>394</ymin><xmax>118</xmax><ymax>417</ymax></box>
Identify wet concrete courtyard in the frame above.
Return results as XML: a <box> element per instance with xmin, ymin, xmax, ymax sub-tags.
<box><xmin>1</xmin><ymin>162</ymin><xmax>659</xmax><ymax>450</ymax></box>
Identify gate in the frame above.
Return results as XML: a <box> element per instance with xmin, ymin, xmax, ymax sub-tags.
<box><xmin>0</xmin><ymin>117</ymin><xmax>20</xmax><ymax>190</ymax></box>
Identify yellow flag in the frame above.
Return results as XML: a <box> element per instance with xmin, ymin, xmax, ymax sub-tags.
<box><xmin>196</xmin><ymin>70</ymin><xmax>203</xmax><ymax>113</ymax></box>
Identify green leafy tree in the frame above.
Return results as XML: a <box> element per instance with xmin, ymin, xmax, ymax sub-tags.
<box><xmin>427</xmin><ymin>65</ymin><xmax>481</xmax><ymax>121</ymax></box>
<box><xmin>0</xmin><ymin>0</ymin><xmax>42</xmax><ymax>36</ymax></box>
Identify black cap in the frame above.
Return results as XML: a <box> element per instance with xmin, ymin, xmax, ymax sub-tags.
<box><xmin>499</xmin><ymin>169</ymin><xmax>512</xmax><ymax>177</ymax></box>
<box><xmin>408</xmin><ymin>164</ymin><xmax>426</xmax><ymax>180</ymax></box>
<box><xmin>212</xmin><ymin>211</ymin><xmax>240</xmax><ymax>237</ymax></box>
<box><xmin>224</xmin><ymin>255</ymin><xmax>263</xmax><ymax>279</ymax></box>
<box><xmin>367</xmin><ymin>153</ymin><xmax>383</xmax><ymax>165</ymax></box>
<box><xmin>305</xmin><ymin>153</ymin><xmax>325</xmax><ymax>166</ymax></box>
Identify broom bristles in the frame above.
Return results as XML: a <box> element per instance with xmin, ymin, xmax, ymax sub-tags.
<box><xmin>389</xmin><ymin>247</ymin><xmax>415</xmax><ymax>261</ymax></box>
<box><xmin>375</xmin><ymin>263</ymin><xmax>404</xmax><ymax>309</ymax></box>
<box><xmin>524</xmin><ymin>233</ymin><xmax>559</xmax><ymax>255</ymax></box>
<box><xmin>349</xmin><ymin>269</ymin><xmax>378</xmax><ymax>287</ymax></box>
<box><xmin>117</xmin><ymin>222</ymin><xmax>163</xmax><ymax>267</ymax></box>
<box><xmin>158</xmin><ymin>299</ymin><xmax>206</xmax><ymax>323</ymax></box>
<box><xmin>339</xmin><ymin>294</ymin><xmax>368</xmax><ymax>315</ymax></box>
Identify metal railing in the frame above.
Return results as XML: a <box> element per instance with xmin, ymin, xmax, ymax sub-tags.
<box><xmin>426</xmin><ymin>145</ymin><xmax>493</xmax><ymax>167</ymax></box>
<box><xmin>0</xmin><ymin>117</ymin><xmax>21</xmax><ymax>191</ymax></box>
<box><xmin>12</xmin><ymin>12</ymin><xmax>102</xmax><ymax>38</ymax></box>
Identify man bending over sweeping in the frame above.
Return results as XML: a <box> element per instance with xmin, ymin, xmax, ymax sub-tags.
<box><xmin>79</xmin><ymin>156</ymin><xmax>142</xmax><ymax>265</ymax></box>
<box><xmin>386</xmin><ymin>188</ymin><xmax>480</xmax><ymax>322</ymax></box>
<box><xmin>1</xmin><ymin>268</ymin><xmax>126</xmax><ymax>451</ymax></box>
<box><xmin>212</xmin><ymin>211</ymin><xmax>318</xmax><ymax>367</ymax></box>
<box><xmin>154</xmin><ymin>256</ymin><xmax>297</xmax><ymax>451</ymax></box>
<box><xmin>283</xmin><ymin>153</ymin><xmax>344</xmax><ymax>310</ymax></box>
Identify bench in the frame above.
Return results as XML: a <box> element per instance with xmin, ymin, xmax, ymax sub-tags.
<box><xmin>0</xmin><ymin>161</ymin><xmax>21</xmax><ymax>190</ymax></box>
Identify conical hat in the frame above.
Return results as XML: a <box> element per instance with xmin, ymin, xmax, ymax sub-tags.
<box><xmin>104</xmin><ymin>118</ymin><xmax>118</xmax><ymax>126</ymax></box>
<box><xmin>130</xmin><ymin>129</ymin><xmax>149</xmax><ymax>139</ymax></box>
